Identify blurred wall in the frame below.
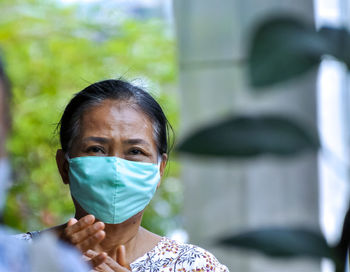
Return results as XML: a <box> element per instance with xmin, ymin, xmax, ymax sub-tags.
<box><xmin>173</xmin><ymin>0</ymin><xmax>320</xmax><ymax>271</ymax></box>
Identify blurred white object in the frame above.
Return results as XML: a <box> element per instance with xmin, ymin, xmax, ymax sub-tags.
<box><xmin>0</xmin><ymin>228</ymin><xmax>89</xmax><ymax>272</ymax></box>
<box><xmin>168</xmin><ymin>228</ymin><xmax>188</xmax><ymax>243</ymax></box>
<box><xmin>315</xmin><ymin>1</ymin><xmax>350</xmax><ymax>272</ymax></box>
<box><xmin>0</xmin><ymin>158</ymin><xmax>11</xmax><ymax>211</ymax></box>
<box><xmin>29</xmin><ymin>233</ymin><xmax>63</xmax><ymax>272</ymax></box>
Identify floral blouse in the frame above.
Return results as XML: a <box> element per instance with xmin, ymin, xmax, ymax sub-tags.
<box><xmin>16</xmin><ymin>233</ymin><xmax>229</xmax><ymax>271</ymax></box>
<box><xmin>130</xmin><ymin>237</ymin><xmax>229</xmax><ymax>272</ymax></box>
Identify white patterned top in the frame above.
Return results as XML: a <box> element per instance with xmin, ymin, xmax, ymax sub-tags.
<box><xmin>130</xmin><ymin>237</ymin><xmax>229</xmax><ymax>272</ymax></box>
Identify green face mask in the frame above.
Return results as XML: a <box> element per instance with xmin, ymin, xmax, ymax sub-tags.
<box><xmin>67</xmin><ymin>156</ymin><xmax>161</xmax><ymax>224</ymax></box>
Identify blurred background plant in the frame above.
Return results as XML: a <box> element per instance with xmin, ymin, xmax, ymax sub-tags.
<box><xmin>0</xmin><ymin>0</ymin><xmax>181</xmax><ymax>236</ymax></box>
<box><xmin>177</xmin><ymin>15</ymin><xmax>350</xmax><ymax>272</ymax></box>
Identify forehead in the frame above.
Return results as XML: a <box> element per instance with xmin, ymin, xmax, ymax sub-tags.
<box><xmin>78</xmin><ymin>99</ymin><xmax>155</xmax><ymax>141</ymax></box>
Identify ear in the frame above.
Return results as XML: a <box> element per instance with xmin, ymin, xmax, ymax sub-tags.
<box><xmin>56</xmin><ymin>149</ymin><xmax>70</xmax><ymax>185</ymax></box>
<box><xmin>157</xmin><ymin>153</ymin><xmax>168</xmax><ymax>189</ymax></box>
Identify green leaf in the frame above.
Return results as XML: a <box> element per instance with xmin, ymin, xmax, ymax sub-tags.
<box><xmin>177</xmin><ymin>115</ymin><xmax>319</xmax><ymax>157</ymax></box>
<box><xmin>249</xmin><ymin>17</ymin><xmax>326</xmax><ymax>87</ymax></box>
<box><xmin>218</xmin><ymin>227</ymin><xmax>335</xmax><ymax>260</ymax></box>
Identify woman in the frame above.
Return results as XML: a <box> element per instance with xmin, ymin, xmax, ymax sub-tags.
<box><xmin>22</xmin><ymin>79</ymin><xmax>228</xmax><ymax>271</ymax></box>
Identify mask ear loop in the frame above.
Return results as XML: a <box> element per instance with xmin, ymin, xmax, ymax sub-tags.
<box><xmin>65</xmin><ymin>153</ymin><xmax>71</xmax><ymax>162</ymax></box>
<box><xmin>157</xmin><ymin>155</ymin><xmax>162</xmax><ymax>169</ymax></box>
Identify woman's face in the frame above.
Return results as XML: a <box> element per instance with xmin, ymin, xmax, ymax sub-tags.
<box><xmin>70</xmin><ymin>99</ymin><xmax>159</xmax><ymax>164</ymax></box>
<box><xmin>56</xmin><ymin>98</ymin><xmax>167</xmax><ymax>221</ymax></box>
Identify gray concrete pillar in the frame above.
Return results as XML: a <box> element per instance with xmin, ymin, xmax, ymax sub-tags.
<box><xmin>173</xmin><ymin>0</ymin><xmax>320</xmax><ymax>271</ymax></box>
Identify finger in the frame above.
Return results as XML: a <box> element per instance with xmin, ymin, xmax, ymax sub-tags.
<box><xmin>85</xmin><ymin>250</ymin><xmax>109</xmax><ymax>271</ymax></box>
<box><xmin>70</xmin><ymin>222</ymin><xmax>105</xmax><ymax>245</ymax></box>
<box><xmin>77</xmin><ymin>230</ymin><xmax>106</xmax><ymax>252</ymax></box>
<box><xmin>65</xmin><ymin>215</ymin><xmax>95</xmax><ymax>236</ymax></box>
<box><xmin>90</xmin><ymin>252</ymin><xmax>108</xmax><ymax>268</ymax></box>
<box><xmin>116</xmin><ymin>245</ymin><xmax>130</xmax><ymax>270</ymax></box>
<box><xmin>85</xmin><ymin>249</ymin><xmax>99</xmax><ymax>259</ymax></box>
<box><xmin>86</xmin><ymin>250</ymin><xmax>130</xmax><ymax>272</ymax></box>
<box><xmin>67</xmin><ymin>218</ymin><xmax>78</xmax><ymax>227</ymax></box>
<box><xmin>104</xmin><ymin>256</ymin><xmax>130</xmax><ymax>272</ymax></box>
<box><xmin>96</xmin><ymin>263</ymin><xmax>114</xmax><ymax>272</ymax></box>
<box><xmin>90</xmin><ymin>262</ymin><xmax>110</xmax><ymax>272</ymax></box>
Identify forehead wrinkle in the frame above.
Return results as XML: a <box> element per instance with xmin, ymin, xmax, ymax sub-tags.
<box><xmin>76</xmin><ymin>99</ymin><xmax>157</xmax><ymax>151</ymax></box>
<box><xmin>127</xmin><ymin>102</ymin><xmax>159</xmax><ymax>151</ymax></box>
<box><xmin>82</xmin><ymin>136</ymin><xmax>110</xmax><ymax>144</ymax></box>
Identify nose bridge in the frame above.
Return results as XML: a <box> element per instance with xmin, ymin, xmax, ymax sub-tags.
<box><xmin>109</xmin><ymin>136</ymin><xmax>124</xmax><ymax>159</ymax></box>
<box><xmin>109</xmin><ymin>145</ymin><xmax>123</xmax><ymax>159</ymax></box>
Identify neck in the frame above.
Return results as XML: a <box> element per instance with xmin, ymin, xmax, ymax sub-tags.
<box><xmin>75</xmin><ymin>210</ymin><xmax>147</xmax><ymax>263</ymax></box>
<box><xmin>98</xmin><ymin>212</ymin><xmax>143</xmax><ymax>254</ymax></box>
<box><xmin>70</xmin><ymin>203</ymin><xmax>161</xmax><ymax>264</ymax></box>
<box><xmin>51</xmin><ymin>209</ymin><xmax>161</xmax><ymax>265</ymax></box>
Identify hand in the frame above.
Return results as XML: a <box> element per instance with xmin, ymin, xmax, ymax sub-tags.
<box><xmin>85</xmin><ymin>246</ymin><xmax>131</xmax><ymax>272</ymax></box>
<box><xmin>61</xmin><ymin>214</ymin><xmax>106</xmax><ymax>253</ymax></box>
<box><xmin>83</xmin><ymin>251</ymin><xmax>108</xmax><ymax>270</ymax></box>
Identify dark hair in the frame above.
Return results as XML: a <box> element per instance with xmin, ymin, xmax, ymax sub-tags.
<box><xmin>58</xmin><ymin>79</ymin><xmax>173</xmax><ymax>156</ymax></box>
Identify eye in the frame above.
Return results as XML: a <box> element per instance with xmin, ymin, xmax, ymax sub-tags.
<box><xmin>128</xmin><ymin>148</ymin><xmax>144</xmax><ymax>156</ymax></box>
<box><xmin>86</xmin><ymin>146</ymin><xmax>105</xmax><ymax>155</ymax></box>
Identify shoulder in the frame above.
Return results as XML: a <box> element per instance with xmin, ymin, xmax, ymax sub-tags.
<box><xmin>0</xmin><ymin>228</ymin><xmax>31</xmax><ymax>272</ymax></box>
<box><xmin>13</xmin><ymin>231</ymin><xmax>40</xmax><ymax>242</ymax></box>
<box><xmin>0</xmin><ymin>227</ymin><xmax>28</xmax><ymax>249</ymax></box>
<box><xmin>0</xmin><ymin>229</ymin><xmax>89</xmax><ymax>272</ymax></box>
<box><xmin>131</xmin><ymin>237</ymin><xmax>229</xmax><ymax>272</ymax></box>
<box><xmin>13</xmin><ymin>224</ymin><xmax>66</xmax><ymax>242</ymax></box>
<box><xmin>169</xmin><ymin>238</ymin><xmax>229</xmax><ymax>271</ymax></box>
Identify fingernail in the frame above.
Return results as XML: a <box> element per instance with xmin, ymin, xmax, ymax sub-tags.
<box><xmin>84</xmin><ymin>215</ymin><xmax>93</xmax><ymax>224</ymax></box>
<box><xmin>99</xmin><ymin>252</ymin><xmax>107</xmax><ymax>258</ymax></box>
<box><xmin>96</xmin><ymin>230</ymin><xmax>105</xmax><ymax>239</ymax></box>
<box><xmin>94</xmin><ymin>222</ymin><xmax>102</xmax><ymax>230</ymax></box>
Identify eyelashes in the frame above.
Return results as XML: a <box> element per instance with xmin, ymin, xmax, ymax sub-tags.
<box><xmin>128</xmin><ymin>148</ymin><xmax>145</xmax><ymax>156</ymax></box>
<box><xmin>85</xmin><ymin>146</ymin><xmax>148</xmax><ymax>157</ymax></box>
<box><xmin>86</xmin><ymin>146</ymin><xmax>105</xmax><ymax>154</ymax></box>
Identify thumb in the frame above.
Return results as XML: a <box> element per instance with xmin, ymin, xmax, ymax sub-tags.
<box><xmin>67</xmin><ymin>218</ymin><xmax>78</xmax><ymax>227</ymax></box>
<box><xmin>117</xmin><ymin>245</ymin><xmax>131</xmax><ymax>270</ymax></box>
<box><xmin>85</xmin><ymin>250</ymin><xmax>108</xmax><ymax>269</ymax></box>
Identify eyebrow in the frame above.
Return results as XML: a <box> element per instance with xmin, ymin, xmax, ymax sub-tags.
<box><xmin>82</xmin><ymin>137</ymin><xmax>150</xmax><ymax>146</ymax></box>
<box><xmin>123</xmin><ymin>138</ymin><xmax>150</xmax><ymax>146</ymax></box>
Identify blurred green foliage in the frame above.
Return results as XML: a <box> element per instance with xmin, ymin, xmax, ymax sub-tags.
<box><xmin>0</xmin><ymin>0</ymin><xmax>181</xmax><ymax>235</ymax></box>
